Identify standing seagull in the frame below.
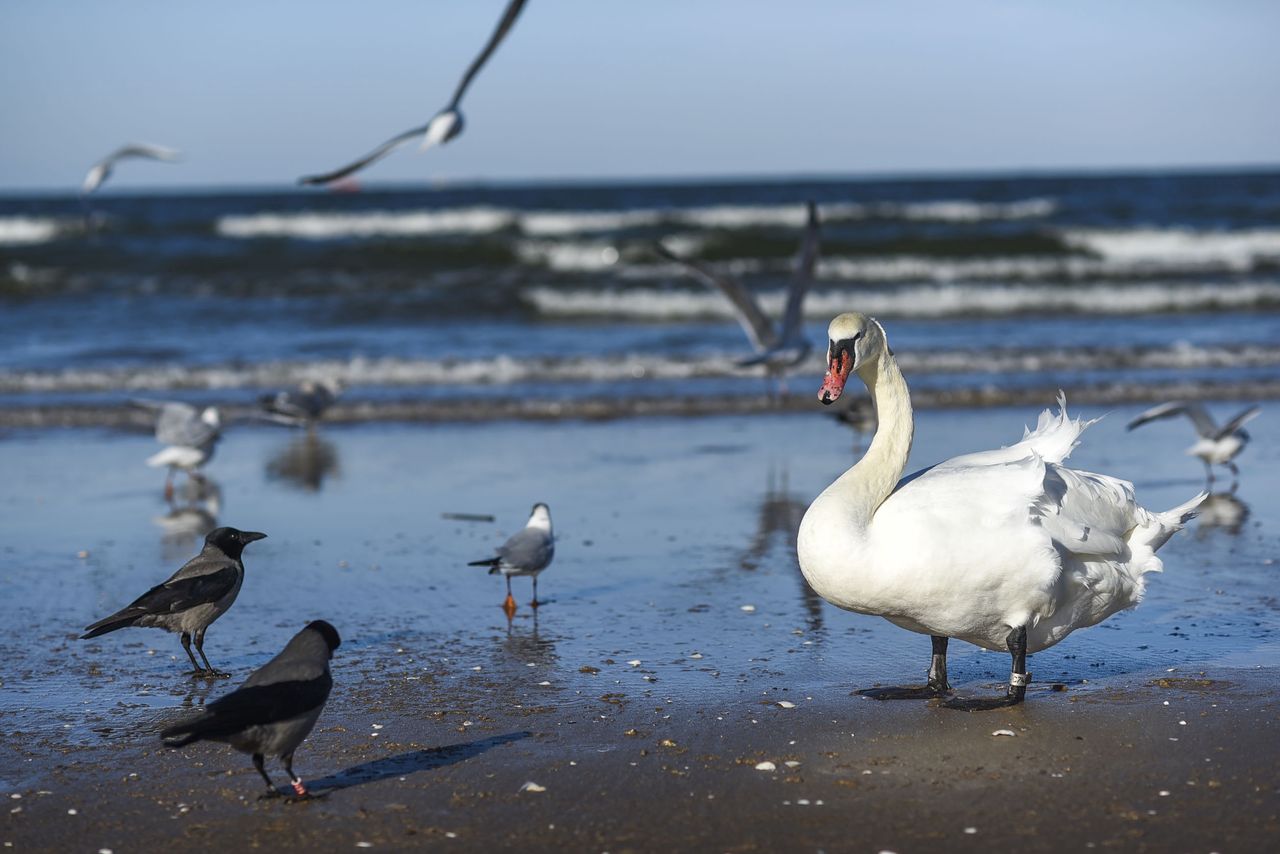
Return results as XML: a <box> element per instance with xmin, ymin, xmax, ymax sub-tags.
<box><xmin>299</xmin><ymin>0</ymin><xmax>529</xmax><ymax>186</ymax></box>
<box><xmin>656</xmin><ymin>201</ymin><xmax>821</xmax><ymax>391</ymax></box>
<box><xmin>133</xmin><ymin>400</ymin><xmax>223</xmax><ymax>501</ymax></box>
<box><xmin>161</xmin><ymin>620</ymin><xmax>340</xmax><ymax>799</ymax></box>
<box><xmin>468</xmin><ymin>503</ymin><xmax>554</xmax><ymax>615</ymax></box>
<box><xmin>1127</xmin><ymin>402</ymin><xmax>1260</xmax><ymax>488</ymax></box>
<box><xmin>82</xmin><ymin>527</ymin><xmax>266</xmax><ymax>677</ymax></box>
<box><xmin>82</xmin><ymin>143</ymin><xmax>181</xmax><ymax>194</ymax></box>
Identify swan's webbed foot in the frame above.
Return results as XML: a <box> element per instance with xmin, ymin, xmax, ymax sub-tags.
<box><xmin>940</xmin><ymin>625</ymin><xmax>1030</xmax><ymax>711</ymax></box>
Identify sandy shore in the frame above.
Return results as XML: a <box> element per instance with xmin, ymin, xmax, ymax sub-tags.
<box><xmin>2</xmin><ymin>405</ymin><xmax>1278</xmax><ymax>850</ymax></box>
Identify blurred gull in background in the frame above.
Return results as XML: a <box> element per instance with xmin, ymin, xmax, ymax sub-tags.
<box><xmin>1127</xmin><ymin>401</ymin><xmax>1260</xmax><ymax>489</ymax></box>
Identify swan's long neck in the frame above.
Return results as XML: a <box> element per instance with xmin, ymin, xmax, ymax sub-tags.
<box><xmin>831</xmin><ymin>353</ymin><xmax>914</xmax><ymax>521</ymax></box>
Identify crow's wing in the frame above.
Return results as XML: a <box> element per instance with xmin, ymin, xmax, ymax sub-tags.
<box><xmin>161</xmin><ymin>673</ymin><xmax>331</xmax><ymax>742</ymax></box>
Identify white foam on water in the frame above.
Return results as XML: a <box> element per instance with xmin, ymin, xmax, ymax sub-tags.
<box><xmin>524</xmin><ymin>280</ymin><xmax>1280</xmax><ymax>319</ymax></box>
<box><xmin>0</xmin><ymin>216</ymin><xmax>61</xmax><ymax>245</ymax></box>
<box><xmin>216</xmin><ymin>207</ymin><xmax>516</xmax><ymax>239</ymax></box>
<box><xmin>1064</xmin><ymin>228</ymin><xmax>1280</xmax><ymax>268</ymax></box>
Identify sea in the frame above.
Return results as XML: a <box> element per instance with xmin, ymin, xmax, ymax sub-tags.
<box><xmin>2</xmin><ymin>169</ymin><xmax>1279</xmax><ymax>422</ymax></box>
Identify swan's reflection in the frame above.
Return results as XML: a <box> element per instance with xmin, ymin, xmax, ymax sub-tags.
<box><xmin>154</xmin><ymin>476</ymin><xmax>221</xmax><ymax>562</ymax></box>
<box><xmin>742</xmin><ymin>466</ymin><xmax>825</xmax><ymax>630</ymax></box>
<box><xmin>266</xmin><ymin>432</ymin><xmax>341</xmax><ymax>492</ymax></box>
<box><xmin>1196</xmin><ymin>492</ymin><xmax>1250</xmax><ymax>536</ymax></box>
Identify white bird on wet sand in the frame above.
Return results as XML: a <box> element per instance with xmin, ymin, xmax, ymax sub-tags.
<box><xmin>161</xmin><ymin>620</ymin><xmax>339</xmax><ymax>799</ymax></box>
<box><xmin>82</xmin><ymin>143</ymin><xmax>181</xmax><ymax>194</ymax></box>
<box><xmin>133</xmin><ymin>400</ymin><xmax>223</xmax><ymax>501</ymax></box>
<box><xmin>82</xmin><ymin>527</ymin><xmax>267</xmax><ymax>678</ymax></box>
<box><xmin>299</xmin><ymin>0</ymin><xmax>529</xmax><ymax>186</ymax></box>
<box><xmin>656</xmin><ymin>201</ymin><xmax>820</xmax><ymax>392</ymax></box>
<box><xmin>798</xmin><ymin>312</ymin><xmax>1205</xmax><ymax>709</ymax></box>
<box><xmin>468</xmin><ymin>503</ymin><xmax>554</xmax><ymax>615</ymax></box>
<box><xmin>1127</xmin><ymin>401</ymin><xmax>1260</xmax><ymax>489</ymax></box>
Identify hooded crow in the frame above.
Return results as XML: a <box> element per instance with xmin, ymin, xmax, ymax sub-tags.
<box><xmin>82</xmin><ymin>527</ymin><xmax>266</xmax><ymax>677</ymax></box>
<box><xmin>161</xmin><ymin>620</ymin><xmax>340</xmax><ymax>799</ymax></box>
<box><xmin>468</xmin><ymin>503</ymin><xmax>554</xmax><ymax>614</ymax></box>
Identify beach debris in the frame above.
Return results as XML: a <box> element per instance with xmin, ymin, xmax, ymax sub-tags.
<box><xmin>777</xmin><ymin>700</ymin><xmax>796</xmax><ymax>709</ymax></box>
<box><xmin>659</xmin><ymin>738</ymin><xmax>678</xmax><ymax>748</ymax></box>
<box><xmin>689</xmin><ymin>652</ymin><xmax>704</xmax><ymax>659</ymax></box>
<box><xmin>627</xmin><ymin>660</ymin><xmax>642</xmax><ymax>667</ymax></box>
<box><xmin>784</xmin><ymin>761</ymin><xmax>801</xmax><ymax>768</ymax></box>
<box><xmin>740</xmin><ymin>605</ymin><xmax>757</xmax><ymax>612</ymax></box>
<box><xmin>991</xmin><ymin>729</ymin><xmax>1017</xmax><ymax>737</ymax></box>
<box><xmin>441</xmin><ymin>512</ymin><xmax>495</xmax><ymax>523</ymax></box>
<box><xmin>520</xmin><ymin>781</ymin><xmax>547</xmax><ymax>793</ymax></box>
<box><xmin>356</xmin><ymin>843</ymin><xmax>373</xmax><ymax>849</ymax></box>
<box><xmin>964</xmin><ymin>827</ymin><xmax>977</xmax><ymax>834</ymax></box>
<box><xmin>579</xmin><ymin>665</ymin><xmax>600</xmax><ymax>674</ymax></box>
<box><xmin>538</xmin><ymin>680</ymin><xmax>551</xmax><ymax>686</ymax></box>
<box><xmin>755</xmin><ymin>761</ymin><xmax>777</xmax><ymax>771</ymax></box>
<box><xmin>77</xmin><ymin>550</ymin><xmax>90</xmax><ymax>559</ymax></box>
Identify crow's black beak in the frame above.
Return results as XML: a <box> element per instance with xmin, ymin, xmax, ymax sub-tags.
<box><xmin>241</xmin><ymin>531</ymin><xmax>268</xmax><ymax>543</ymax></box>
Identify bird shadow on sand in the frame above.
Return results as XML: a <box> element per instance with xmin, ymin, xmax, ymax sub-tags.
<box><xmin>307</xmin><ymin>731</ymin><xmax>531</xmax><ymax>794</ymax></box>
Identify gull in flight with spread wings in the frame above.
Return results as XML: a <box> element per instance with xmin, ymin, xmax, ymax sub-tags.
<box><xmin>82</xmin><ymin>144</ymin><xmax>181</xmax><ymax>194</ymax></box>
<box><xmin>1127</xmin><ymin>401</ymin><xmax>1260</xmax><ymax>489</ymax></box>
<box><xmin>299</xmin><ymin>0</ymin><xmax>529</xmax><ymax>186</ymax></box>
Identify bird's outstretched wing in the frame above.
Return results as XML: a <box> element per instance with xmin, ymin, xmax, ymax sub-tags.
<box><xmin>1126</xmin><ymin>401</ymin><xmax>1216</xmax><ymax>437</ymax></box>
<box><xmin>447</xmin><ymin>0</ymin><xmax>529</xmax><ymax>108</ymax></box>
<box><xmin>1214</xmin><ymin>404</ymin><xmax>1260</xmax><ymax>440</ymax></box>
<box><xmin>160</xmin><ymin>673</ymin><xmax>332</xmax><ymax>744</ymax></box>
<box><xmin>108</xmin><ymin>144</ymin><xmax>181</xmax><ymax>163</ymax></box>
<box><xmin>298</xmin><ymin>124</ymin><xmax>428</xmax><ymax>186</ymax></box>
<box><xmin>778</xmin><ymin>201</ymin><xmax>821</xmax><ymax>343</ymax></box>
<box><xmin>655</xmin><ymin>241</ymin><xmax>778</xmax><ymax>352</ymax></box>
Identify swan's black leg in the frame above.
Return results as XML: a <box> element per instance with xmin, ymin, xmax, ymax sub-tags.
<box><xmin>928</xmin><ymin>635</ymin><xmax>950</xmax><ymax>692</ymax></box>
<box><xmin>942</xmin><ymin>624</ymin><xmax>1030</xmax><ymax>711</ymax></box>
<box><xmin>858</xmin><ymin>635</ymin><xmax>952</xmax><ymax>700</ymax></box>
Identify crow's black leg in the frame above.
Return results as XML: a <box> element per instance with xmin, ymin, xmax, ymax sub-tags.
<box><xmin>180</xmin><ymin>632</ymin><xmax>203</xmax><ymax>674</ymax></box>
<box><xmin>1006</xmin><ymin>625</ymin><xmax>1029</xmax><ymax>704</ymax></box>
<box><xmin>283</xmin><ymin>751</ymin><xmax>310</xmax><ymax>798</ymax></box>
<box><xmin>928</xmin><ymin>635</ymin><xmax>950</xmax><ymax>693</ymax></box>
<box><xmin>194</xmin><ymin>628</ymin><xmax>229</xmax><ymax>678</ymax></box>
<box><xmin>254</xmin><ymin>753</ymin><xmax>280</xmax><ymax>798</ymax></box>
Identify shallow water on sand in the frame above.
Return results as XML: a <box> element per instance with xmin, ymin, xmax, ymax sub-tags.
<box><xmin>0</xmin><ymin>403</ymin><xmax>1276</xmax><ymax>762</ymax></box>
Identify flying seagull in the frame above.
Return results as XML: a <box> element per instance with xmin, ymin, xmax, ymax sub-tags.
<box><xmin>132</xmin><ymin>400</ymin><xmax>223</xmax><ymax>501</ymax></box>
<box><xmin>259</xmin><ymin>379</ymin><xmax>342</xmax><ymax>428</ymax></box>
<box><xmin>1127</xmin><ymin>402</ymin><xmax>1260</xmax><ymax>488</ymax></box>
<box><xmin>82</xmin><ymin>144</ymin><xmax>181</xmax><ymax>194</ymax></box>
<box><xmin>468</xmin><ymin>502</ymin><xmax>554</xmax><ymax>615</ymax></box>
<box><xmin>82</xmin><ymin>527</ymin><xmax>267</xmax><ymax>677</ymax></box>
<box><xmin>161</xmin><ymin>620</ymin><xmax>340</xmax><ymax>799</ymax></box>
<box><xmin>299</xmin><ymin>0</ymin><xmax>529</xmax><ymax>186</ymax></box>
<box><xmin>656</xmin><ymin>201</ymin><xmax>821</xmax><ymax>390</ymax></box>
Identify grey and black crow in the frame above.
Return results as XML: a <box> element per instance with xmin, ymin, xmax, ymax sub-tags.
<box><xmin>299</xmin><ymin>0</ymin><xmax>528</xmax><ymax>185</ymax></box>
<box><xmin>82</xmin><ymin>527</ymin><xmax>266</xmax><ymax>677</ymax></box>
<box><xmin>161</xmin><ymin>620</ymin><xmax>340</xmax><ymax>799</ymax></box>
<box><xmin>468</xmin><ymin>503</ymin><xmax>554</xmax><ymax>614</ymax></box>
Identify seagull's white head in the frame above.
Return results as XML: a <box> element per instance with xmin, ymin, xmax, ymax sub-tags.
<box><xmin>527</xmin><ymin>502</ymin><xmax>552</xmax><ymax>532</ymax></box>
<box><xmin>818</xmin><ymin>312</ymin><xmax>888</xmax><ymax>405</ymax></box>
<box><xmin>201</xmin><ymin>406</ymin><xmax>222</xmax><ymax>430</ymax></box>
<box><xmin>421</xmin><ymin>109</ymin><xmax>464</xmax><ymax>150</ymax></box>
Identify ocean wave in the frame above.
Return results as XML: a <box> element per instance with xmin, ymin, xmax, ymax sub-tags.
<box><xmin>524</xmin><ymin>281</ymin><xmax>1280</xmax><ymax>319</ymax></box>
<box><xmin>214</xmin><ymin>197</ymin><xmax>1058</xmax><ymax>241</ymax></box>
<box><xmin>1065</xmin><ymin>227</ymin><xmax>1280</xmax><ymax>268</ymax></box>
<box><xmin>3</xmin><ymin>343</ymin><xmax>1278</xmax><ymax>394</ymax></box>
<box><xmin>0</xmin><ymin>216</ymin><xmax>63</xmax><ymax>246</ymax></box>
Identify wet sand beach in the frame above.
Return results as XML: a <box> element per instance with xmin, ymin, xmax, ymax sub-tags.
<box><xmin>2</xmin><ymin>404</ymin><xmax>1278</xmax><ymax>851</ymax></box>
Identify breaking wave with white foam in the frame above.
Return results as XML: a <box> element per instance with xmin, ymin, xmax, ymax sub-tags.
<box><xmin>1064</xmin><ymin>227</ymin><xmax>1280</xmax><ymax>269</ymax></box>
<box><xmin>0</xmin><ymin>216</ymin><xmax>62</xmax><ymax>246</ymax></box>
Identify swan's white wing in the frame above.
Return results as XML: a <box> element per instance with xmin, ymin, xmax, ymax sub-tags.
<box><xmin>447</xmin><ymin>0</ymin><xmax>529</xmax><ymax>108</ymax></box>
<box><xmin>1214</xmin><ymin>404</ymin><xmax>1260</xmax><ymax>440</ymax></box>
<box><xmin>778</xmin><ymin>201</ymin><xmax>820</xmax><ymax>344</ymax></box>
<box><xmin>298</xmin><ymin>125</ymin><xmax>428</xmax><ymax>186</ymax></box>
<box><xmin>655</xmin><ymin>241</ymin><xmax>778</xmax><ymax>352</ymax></box>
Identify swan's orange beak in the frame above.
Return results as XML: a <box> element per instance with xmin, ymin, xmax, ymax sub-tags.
<box><xmin>819</xmin><ymin>350</ymin><xmax>852</xmax><ymax>404</ymax></box>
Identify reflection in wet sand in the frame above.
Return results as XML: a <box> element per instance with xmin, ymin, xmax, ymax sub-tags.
<box><xmin>503</xmin><ymin>611</ymin><xmax>558</xmax><ymax>668</ymax></box>
<box><xmin>154</xmin><ymin>476</ymin><xmax>221</xmax><ymax>562</ymax></box>
<box><xmin>1197</xmin><ymin>492</ymin><xmax>1250</xmax><ymax>536</ymax></box>
<box><xmin>266</xmin><ymin>432</ymin><xmax>341</xmax><ymax>492</ymax></box>
<box><xmin>742</xmin><ymin>467</ymin><xmax>825</xmax><ymax>631</ymax></box>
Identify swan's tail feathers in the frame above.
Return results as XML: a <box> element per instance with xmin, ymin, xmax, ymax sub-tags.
<box><xmin>1020</xmin><ymin>391</ymin><xmax>1101</xmax><ymax>465</ymax></box>
<box><xmin>1126</xmin><ymin>490</ymin><xmax>1208</xmax><ymax>579</ymax></box>
<box><xmin>1149</xmin><ymin>491</ymin><xmax>1208</xmax><ymax>549</ymax></box>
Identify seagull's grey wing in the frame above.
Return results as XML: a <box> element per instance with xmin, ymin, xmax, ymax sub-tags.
<box><xmin>498</xmin><ymin>526</ymin><xmax>553</xmax><ymax>572</ymax></box>
<box><xmin>112</xmin><ymin>144</ymin><xmax>181</xmax><ymax>163</ymax></box>
<box><xmin>447</xmin><ymin>0</ymin><xmax>529</xmax><ymax>108</ymax></box>
<box><xmin>1214</xmin><ymin>405</ymin><xmax>1260</xmax><ymax>440</ymax></box>
<box><xmin>298</xmin><ymin>125</ymin><xmax>429</xmax><ymax>186</ymax></box>
<box><xmin>778</xmin><ymin>201</ymin><xmax>821</xmax><ymax>343</ymax></box>
<box><xmin>655</xmin><ymin>242</ymin><xmax>778</xmax><ymax>352</ymax></box>
<box><xmin>154</xmin><ymin>402</ymin><xmax>218</xmax><ymax>446</ymax></box>
<box><xmin>1126</xmin><ymin>401</ymin><xmax>1215</xmax><ymax>436</ymax></box>
<box><xmin>160</xmin><ymin>672</ymin><xmax>331</xmax><ymax>743</ymax></box>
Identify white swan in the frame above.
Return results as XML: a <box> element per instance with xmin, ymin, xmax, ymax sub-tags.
<box><xmin>797</xmin><ymin>313</ymin><xmax>1205</xmax><ymax>708</ymax></box>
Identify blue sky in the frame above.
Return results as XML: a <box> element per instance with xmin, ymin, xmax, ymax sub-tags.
<box><xmin>2</xmin><ymin>0</ymin><xmax>1278</xmax><ymax>191</ymax></box>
